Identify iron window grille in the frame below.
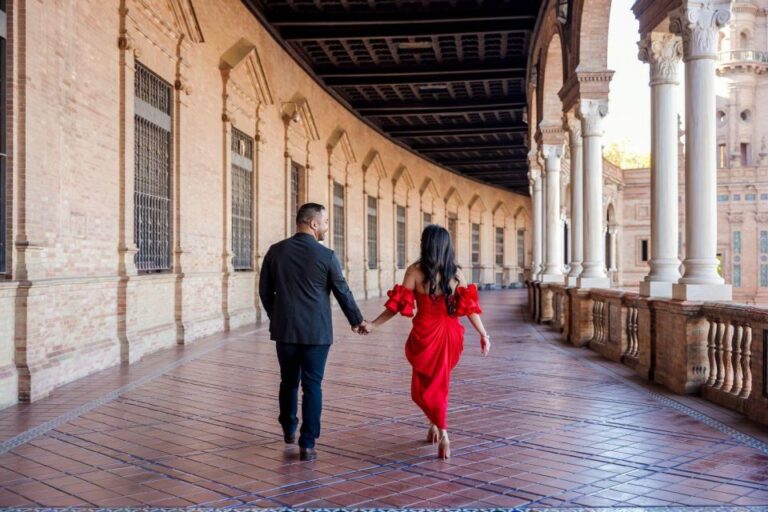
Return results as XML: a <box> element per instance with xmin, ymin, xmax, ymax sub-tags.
<box><xmin>0</xmin><ymin>13</ymin><xmax>6</xmax><ymax>275</ymax></box>
<box><xmin>367</xmin><ymin>195</ymin><xmax>377</xmax><ymax>269</ymax></box>
<box><xmin>471</xmin><ymin>223</ymin><xmax>481</xmax><ymax>284</ymax></box>
<box><xmin>290</xmin><ymin>162</ymin><xmax>302</xmax><ymax>220</ymax></box>
<box><xmin>333</xmin><ymin>181</ymin><xmax>345</xmax><ymax>266</ymax></box>
<box><xmin>495</xmin><ymin>227</ymin><xmax>504</xmax><ymax>267</ymax></box>
<box><xmin>447</xmin><ymin>213</ymin><xmax>458</xmax><ymax>246</ymax></box>
<box><xmin>517</xmin><ymin>229</ymin><xmax>525</xmax><ymax>267</ymax></box>
<box><xmin>423</xmin><ymin>212</ymin><xmax>432</xmax><ymax>229</ymax></box>
<box><xmin>231</xmin><ymin>128</ymin><xmax>254</xmax><ymax>271</ymax></box>
<box><xmin>134</xmin><ymin>63</ymin><xmax>172</xmax><ymax>273</ymax></box>
<box><xmin>396</xmin><ymin>205</ymin><xmax>406</xmax><ymax>269</ymax></box>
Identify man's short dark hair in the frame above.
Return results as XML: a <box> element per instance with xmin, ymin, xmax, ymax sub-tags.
<box><xmin>296</xmin><ymin>203</ymin><xmax>325</xmax><ymax>226</ymax></box>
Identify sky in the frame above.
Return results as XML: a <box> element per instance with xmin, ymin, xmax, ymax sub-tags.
<box><xmin>604</xmin><ymin>0</ymin><xmax>686</xmax><ymax>155</ymax></box>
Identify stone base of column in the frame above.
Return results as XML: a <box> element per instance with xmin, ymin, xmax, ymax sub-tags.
<box><xmin>672</xmin><ymin>283</ymin><xmax>732</xmax><ymax>301</ymax></box>
<box><xmin>576</xmin><ymin>276</ymin><xmax>610</xmax><ymax>289</ymax></box>
<box><xmin>639</xmin><ymin>280</ymin><xmax>674</xmax><ymax>298</ymax></box>
<box><xmin>565</xmin><ymin>274</ymin><xmax>580</xmax><ymax>287</ymax></box>
<box><xmin>540</xmin><ymin>273</ymin><xmax>565</xmax><ymax>284</ymax></box>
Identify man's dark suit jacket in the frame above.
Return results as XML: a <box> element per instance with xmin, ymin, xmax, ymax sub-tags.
<box><xmin>259</xmin><ymin>233</ymin><xmax>364</xmax><ymax>345</ymax></box>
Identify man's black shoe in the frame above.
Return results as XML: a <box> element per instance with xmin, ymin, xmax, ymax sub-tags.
<box><xmin>284</xmin><ymin>433</ymin><xmax>296</xmax><ymax>444</ymax></box>
<box><xmin>299</xmin><ymin>447</ymin><xmax>317</xmax><ymax>461</ymax></box>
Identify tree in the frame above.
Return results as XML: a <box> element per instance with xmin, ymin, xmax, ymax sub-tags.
<box><xmin>603</xmin><ymin>139</ymin><xmax>651</xmax><ymax>169</ymax></box>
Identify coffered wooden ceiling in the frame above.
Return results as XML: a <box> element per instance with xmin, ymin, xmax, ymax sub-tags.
<box><xmin>241</xmin><ymin>0</ymin><xmax>541</xmax><ymax>195</ymax></box>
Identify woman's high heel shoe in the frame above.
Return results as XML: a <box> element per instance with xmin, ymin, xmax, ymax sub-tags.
<box><xmin>426</xmin><ymin>423</ymin><xmax>439</xmax><ymax>444</ymax></box>
<box><xmin>437</xmin><ymin>431</ymin><xmax>450</xmax><ymax>460</ymax></box>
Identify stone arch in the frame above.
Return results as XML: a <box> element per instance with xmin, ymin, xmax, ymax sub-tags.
<box><xmin>539</xmin><ymin>32</ymin><xmax>566</xmax><ymax>127</ymax></box>
<box><xmin>572</xmin><ymin>0</ymin><xmax>613</xmax><ymax>71</ymax></box>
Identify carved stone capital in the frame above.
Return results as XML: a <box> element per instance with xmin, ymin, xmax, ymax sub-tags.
<box><xmin>541</xmin><ymin>143</ymin><xmax>564</xmax><ymax>164</ymax></box>
<box><xmin>669</xmin><ymin>2</ymin><xmax>732</xmax><ymax>59</ymax></box>
<box><xmin>577</xmin><ymin>99</ymin><xmax>609</xmax><ymax>137</ymax></box>
<box><xmin>564</xmin><ymin>111</ymin><xmax>582</xmax><ymax>147</ymax></box>
<box><xmin>638</xmin><ymin>32</ymin><xmax>683</xmax><ymax>84</ymax></box>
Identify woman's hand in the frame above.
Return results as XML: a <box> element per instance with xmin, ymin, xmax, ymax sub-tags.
<box><xmin>480</xmin><ymin>334</ymin><xmax>491</xmax><ymax>356</ymax></box>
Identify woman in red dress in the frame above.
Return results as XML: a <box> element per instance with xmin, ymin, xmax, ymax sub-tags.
<box><xmin>371</xmin><ymin>225</ymin><xmax>491</xmax><ymax>459</ymax></box>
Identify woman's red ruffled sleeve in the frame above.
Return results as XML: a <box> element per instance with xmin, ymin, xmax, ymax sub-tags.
<box><xmin>384</xmin><ymin>284</ymin><xmax>416</xmax><ymax>317</ymax></box>
<box><xmin>455</xmin><ymin>284</ymin><xmax>482</xmax><ymax>316</ymax></box>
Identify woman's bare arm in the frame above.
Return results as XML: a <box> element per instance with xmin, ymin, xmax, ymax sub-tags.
<box><xmin>372</xmin><ymin>264</ymin><xmax>418</xmax><ymax>328</ymax></box>
<box><xmin>457</xmin><ymin>271</ymin><xmax>491</xmax><ymax>356</ymax></box>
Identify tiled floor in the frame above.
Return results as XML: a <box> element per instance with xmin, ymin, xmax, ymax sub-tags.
<box><xmin>0</xmin><ymin>289</ymin><xmax>767</xmax><ymax>509</ymax></box>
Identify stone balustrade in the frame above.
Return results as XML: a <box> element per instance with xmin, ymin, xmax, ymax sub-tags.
<box><xmin>525</xmin><ymin>280</ymin><xmax>768</xmax><ymax>427</ymax></box>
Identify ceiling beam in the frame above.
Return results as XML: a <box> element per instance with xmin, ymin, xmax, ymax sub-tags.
<box><xmin>274</xmin><ymin>17</ymin><xmax>536</xmax><ymax>40</ymax></box>
<box><xmin>414</xmin><ymin>143</ymin><xmax>525</xmax><ymax>152</ymax></box>
<box><xmin>351</xmin><ymin>97</ymin><xmax>525</xmax><ymax>113</ymax></box>
<box><xmin>324</xmin><ymin>68</ymin><xmax>524</xmax><ymax>86</ymax></box>
<box><xmin>441</xmin><ymin>159</ymin><xmax>528</xmax><ymax>166</ymax></box>
<box><xmin>265</xmin><ymin>4</ymin><xmax>541</xmax><ymax>24</ymax></box>
<box><xmin>387</xmin><ymin>124</ymin><xmax>527</xmax><ymax>137</ymax></box>
<box><xmin>317</xmin><ymin>59</ymin><xmax>526</xmax><ymax>79</ymax></box>
<box><xmin>360</xmin><ymin>103</ymin><xmax>526</xmax><ymax>117</ymax></box>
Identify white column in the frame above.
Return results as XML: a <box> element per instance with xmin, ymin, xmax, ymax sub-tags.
<box><xmin>541</xmin><ymin>144</ymin><xmax>565</xmax><ymax>283</ymax></box>
<box><xmin>671</xmin><ymin>2</ymin><xmax>732</xmax><ymax>301</ymax></box>
<box><xmin>638</xmin><ymin>32</ymin><xmax>684</xmax><ymax>298</ymax></box>
<box><xmin>565</xmin><ymin>112</ymin><xmax>583</xmax><ymax>285</ymax></box>
<box><xmin>609</xmin><ymin>226</ymin><xmax>617</xmax><ymax>272</ymax></box>
<box><xmin>530</xmin><ymin>169</ymin><xmax>544</xmax><ymax>281</ymax></box>
<box><xmin>577</xmin><ymin>99</ymin><xmax>611</xmax><ymax>288</ymax></box>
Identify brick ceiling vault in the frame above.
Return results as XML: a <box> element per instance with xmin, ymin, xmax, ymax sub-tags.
<box><xmin>241</xmin><ymin>0</ymin><xmax>544</xmax><ymax>196</ymax></box>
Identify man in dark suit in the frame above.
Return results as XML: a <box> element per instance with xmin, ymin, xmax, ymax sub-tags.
<box><xmin>259</xmin><ymin>203</ymin><xmax>369</xmax><ymax>461</ymax></box>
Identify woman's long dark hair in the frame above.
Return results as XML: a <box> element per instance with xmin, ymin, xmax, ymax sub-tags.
<box><xmin>418</xmin><ymin>224</ymin><xmax>460</xmax><ymax>315</ymax></box>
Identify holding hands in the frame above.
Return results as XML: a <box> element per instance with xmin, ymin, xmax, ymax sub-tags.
<box><xmin>352</xmin><ymin>321</ymin><xmax>373</xmax><ymax>335</ymax></box>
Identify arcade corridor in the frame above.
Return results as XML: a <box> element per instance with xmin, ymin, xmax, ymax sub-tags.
<box><xmin>0</xmin><ymin>290</ymin><xmax>766</xmax><ymax>508</ymax></box>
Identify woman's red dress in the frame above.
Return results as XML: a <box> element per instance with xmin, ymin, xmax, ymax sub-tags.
<box><xmin>385</xmin><ymin>284</ymin><xmax>482</xmax><ymax>429</ymax></box>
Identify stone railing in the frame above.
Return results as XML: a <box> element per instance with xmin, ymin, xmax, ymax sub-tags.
<box><xmin>719</xmin><ymin>50</ymin><xmax>768</xmax><ymax>64</ymax></box>
<box><xmin>526</xmin><ymin>281</ymin><xmax>768</xmax><ymax>427</ymax></box>
<box><xmin>700</xmin><ymin>303</ymin><xmax>767</xmax><ymax>423</ymax></box>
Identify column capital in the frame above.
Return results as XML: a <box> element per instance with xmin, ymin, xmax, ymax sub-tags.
<box><xmin>669</xmin><ymin>1</ymin><xmax>732</xmax><ymax>60</ymax></box>
<box><xmin>541</xmin><ymin>143</ymin><xmax>564</xmax><ymax>162</ymax></box>
<box><xmin>576</xmin><ymin>99</ymin><xmax>609</xmax><ymax>137</ymax></box>
<box><xmin>638</xmin><ymin>32</ymin><xmax>683</xmax><ymax>84</ymax></box>
<box><xmin>563</xmin><ymin>110</ymin><xmax>582</xmax><ymax>147</ymax></box>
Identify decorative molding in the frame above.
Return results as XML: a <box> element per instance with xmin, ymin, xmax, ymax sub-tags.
<box><xmin>282</xmin><ymin>95</ymin><xmax>320</xmax><ymax>142</ymax></box>
<box><xmin>538</xmin><ymin>121</ymin><xmax>565</xmax><ymax>146</ymax></box>
<box><xmin>577</xmin><ymin>98</ymin><xmax>609</xmax><ymax>138</ymax></box>
<box><xmin>220</xmin><ymin>39</ymin><xmax>274</xmax><ymax>108</ymax></box>
<box><xmin>392</xmin><ymin>165</ymin><xmax>415</xmax><ymax>191</ymax></box>
<box><xmin>327</xmin><ymin>128</ymin><xmax>357</xmax><ymax>164</ymax></box>
<box><xmin>670</xmin><ymin>2</ymin><xmax>732</xmax><ymax>59</ymax></box>
<box><xmin>492</xmin><ymin>200</ymin><xmax>512</xmax><ymax>217</ymax></box>
<box><xmin>558</xmin><ymin>70</ymin><xmax>614</xmax><ymax>112</ymax></box>
<box><xmin>361</xmin><ymin>150</ymin><xmax>387</xmax><ymax>179</ymax></box>
<box><xmin>444</xmin><ymin>186</ymin><xmax>465</xmax><ymax>207</ymax></box>
<box><xmin>638</xmin><ymin>32</ymin><xmax>683</xmax><ymax>84</ymax></box>
<box><xmin>419</xmin><ymin>178</ymin><xmax>440</xmax><ymax>199</ymax></box>
<box><xmin>468</xmin><ymin>194</ymin><xmax>488</xmax><ymax>213</ymax></box>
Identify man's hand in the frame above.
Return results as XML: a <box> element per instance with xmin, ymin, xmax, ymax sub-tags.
<box><xmin>352</xmin><ymin>321</ymin><xmax>372</xmax><ymax>335</ymax></box>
